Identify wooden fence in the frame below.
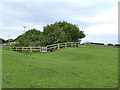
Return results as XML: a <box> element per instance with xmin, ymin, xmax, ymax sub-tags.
<box><xmin>4</xmin><ymin>42</ymin><xmax>80</xmax><ymax>53</ymax></box>
<box><xmin>3</xmin><ymin>42</ymin><xmax>117</xmax><ymax>53</ymax></box>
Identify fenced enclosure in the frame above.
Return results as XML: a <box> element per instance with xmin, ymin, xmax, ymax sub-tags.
<box><xmin>2</xmin><ymin>42</ymin><xmax>117</xmax><ymax>53</ymax></box>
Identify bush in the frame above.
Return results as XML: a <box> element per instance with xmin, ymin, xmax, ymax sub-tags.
<box><xmin>107</xmin><ymin>43</ymin><xmax>113</xmax><ymax>46</ymax></box>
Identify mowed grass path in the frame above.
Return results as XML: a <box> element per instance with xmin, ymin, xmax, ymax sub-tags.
<box><xmin>2</xmin><ymin>47</ymin><xmax>118</xmax><ymax>88</ymax></box>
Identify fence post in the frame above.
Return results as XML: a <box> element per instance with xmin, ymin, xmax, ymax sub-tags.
<box><xmin>16</xmin><ymin>47</ymin><xmax>17</xmax><ymax>52</ymax></box>
<box><xmin>41</xmin><ymin>47</ymin><xmax>42</xmax><ymax>53</ymax></box>
<box><xmin>78</xmin><ymin>42</ymin><xmax>80</xmax><ymax>47</ymax></box>
<box><xmin>30</xmin><ymin>47</ymin><xmax>32</xmax><ymax>52</ymax></box>
<box><xmin>22</xmin><ymin>47</ymin><xmax>23</xmax><ymax>52</ymax></box>
<box><xmin>58</xmin><ymin>44</ymin><xmax>60</xmax><ymax>50</ymax></box>
<box><xmin>65</xmin><ymin>43</ymin><xmax>67</xmax><ymax>47</ymax></box>
<box><xmin>39</xmin><ymin>47</ymin><xmax>41</xmax><ymax>52</ymax></box>
<box><xmin>46</xmin><ymin>46</ymin><xmax>47</xmax><ymax>52</ymax></box>
<box><xmin>75</xmin><ymin>42</ymin><xmax>76</xmax><ymax>47</ymax></box>
<box><xmin>71</xmin><ymin>43</ymin><xmax>72</xmax><ymax>47</ymax></box>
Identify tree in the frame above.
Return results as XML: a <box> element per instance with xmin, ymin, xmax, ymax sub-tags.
<box><xmin>16</xmin><ymin>28</ymin><xmax>41</xmax><ymax>46</ymax></box>
<box><xmin>114</xmin><ymin>44</ymin><xmax>120</xmax><ymax>47</ymax></box>
<box><xmin>107</xmin><ymin>43</ymin><xmax>113</xmax><ymax>46</ymax></box>
<box><xmin>41</xmin><ymin>21</ymin><xmax>85</xmax><ymax>45</ymax></box>
<box><xmin>0</xmin><ymin>38</ymin><xmax>6</xmax><ymax>44</ymax></box>
<box><xmin>14</xmin><ymin>21</ymin><xmax>86</xmax><ymax>46</ymax></box>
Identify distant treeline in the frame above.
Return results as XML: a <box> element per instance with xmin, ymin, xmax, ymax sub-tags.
<box><xmin>0</xmin><ymin>38</ymin><xmax>14</xmax><ymax>43</ymax></box>
<box><xmin>91</xmin><ymin>42</ymin><xmax>104</xmax><ymax>45</ymax></box>
<box><xmin>82</xmin><ymin>42</ymin><xmax>120</xmax><ymax>47</ymax></box>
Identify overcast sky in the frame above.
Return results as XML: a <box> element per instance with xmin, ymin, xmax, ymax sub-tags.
<box><xmin>0</xmin><ymin>0</ymin><xmax>118</xmax><ymax>44</ymax></box>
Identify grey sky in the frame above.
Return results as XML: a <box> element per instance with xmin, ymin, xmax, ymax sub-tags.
<box><xmin>0</xmin><ymin>0</ymin><xmax>118</xmax><ymax>44</ymax></box>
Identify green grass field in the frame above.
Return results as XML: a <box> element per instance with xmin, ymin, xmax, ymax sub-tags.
<box><xmin>2</xmin><ymin>47</ymin><xmax>118</xmax><ymax>88</ymax></box>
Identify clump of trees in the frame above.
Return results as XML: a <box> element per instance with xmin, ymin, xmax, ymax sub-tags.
<box><xmin>107</xmin><ymin>43</ymin><xmax>113</xmax><ymax>46</ymax></box>
<box><xmin>0</xmin><ymin>38</ymin><xmax>14</xmax><ymax>44</ymax></box>
<box><xmin>5</xmin><ymin>21</ymin><xmax>86</xmax><ymax>46</ymax></box>
<box><xmin>114</xmin><ymin>44</ymin><xmax>120</xmax><ymax>47</ymax></box>
<box><xmin>16</xmin><ymin>29</ymin><xmax>42</xmax><ymax>46</ymax></box>
<box><xmin>39</xmin><ymin>21</ymin><xmax>85</xmax><ymax>46</ymax></box>
<box><xmin>91</xmin><ymin>42</ymin><xmax>104</xmax><ymax>45</ymax></box>
<box><xmin>0</xmin><ymin>38</ymin><xmax>5</xmax><ymax>44</ymax></box>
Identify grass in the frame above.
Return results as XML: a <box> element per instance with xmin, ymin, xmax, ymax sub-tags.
<box><xmin>2</xmin><ymin>47</ymin><xmax>118</xmax><ymax>88</ymax></box>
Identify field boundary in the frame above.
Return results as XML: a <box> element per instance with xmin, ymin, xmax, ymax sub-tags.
<box><xmin>2</xmin><ymin>42</ymin><xmax>116</xmax><ymax>53</ymax></box>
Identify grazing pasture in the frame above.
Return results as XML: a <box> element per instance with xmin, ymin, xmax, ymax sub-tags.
<box><xmin>2</xmin><ymin>47</ymin><xmax>118</xmax><ymax>88</ymax></box>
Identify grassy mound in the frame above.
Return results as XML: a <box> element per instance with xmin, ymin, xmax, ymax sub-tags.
<box><xmin>2</xmin><ymin>47</ymin><xmax>118</xmax><ymax>88</ymax></box>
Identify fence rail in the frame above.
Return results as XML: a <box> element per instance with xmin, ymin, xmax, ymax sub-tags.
<box><xmin>2</xmin><ymin>42</ymin><xmax>117</xmax><ymax>53</ymax></box>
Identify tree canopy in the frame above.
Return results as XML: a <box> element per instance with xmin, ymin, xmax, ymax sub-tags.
<box><xmin>0</xmin><ymin>38</ymin><xmax>6</xmax><ymax>43</ymax></box>
<box><xmin>40</xmin><ymin>21</ymin><xmax>85</xmax><ymax>46</ymax></box>
<box><xmin>16</xmin><ymin>28</ymin><xmax>41</xmax><ymax>46</ymax></box>
<box><xmin>15</xmin><ymin>21</ymin><xmax>86</xmax><ymax>46</ymax></box>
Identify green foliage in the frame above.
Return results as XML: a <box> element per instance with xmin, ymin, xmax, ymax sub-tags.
<box><xmin>91</xmin><ymin>42</ymin><xmax>104</xmax><ymax>45</ymax></box>
<box><xmin>114</xmin><ymin>44</ymin><xmax>120</xmax><ymax>47</ymax></box>
<box><xmin>42</xmin><ymin>21</ymin><xmax>85</xmax><ymax>45</ymax></box>
<box><xmin>10</xmin><ymin>43</ymin><xmax>19</xmax><ymax>47</ymax></box>
<box><xmin>0</xmin><ymin>38</ymin><xmax>5</xmax><ymax>44</ymax></box>
<box><xmin>0</xmin><ymin>38</ymin><xmax>14</xmax><ymax>44</ymax></box>
<box><xmin>15</xmin><ymin>21</ymin><xmax>85</xmax><ymax>46</ymax></box>
<box><xmin>17</xmin><ymin>29</ymin><xmax>41</xmax><ymax>46</ymax></box>
<box><xmin>107</xmin><ymin>43</ymin><xmax>113</xmax><ymax>46</ymax></box>
<box><xmin>18</xmin><ymin>36</ymin><xmax>31</xmax><ymax>46</ymax></box>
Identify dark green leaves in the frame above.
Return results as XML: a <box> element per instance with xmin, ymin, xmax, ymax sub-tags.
<box><xmin>15</xmin><ymin>21</ymin><xmax>85</xmax><ymax>46</ymax></box>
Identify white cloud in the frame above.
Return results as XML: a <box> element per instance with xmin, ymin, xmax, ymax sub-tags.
<box><xmin>0</xmin><ymin>0</ymin><xmax>119</xmax><ymax>9</ymax></box>
<box><xmin>71</xmin><ymin>6</ymin><xmax>117</xmax><ymax>24</ymax></box>
<box><xmin>1</xmin><ymin>0</ymin><xmax>118</xmax><ymax>3</ymax></box>
<box><xmin>84</xmin><ymin>22</ymin><xmax>118</xmax><ymax>35</ymax></box>
<box><xmin>78</xmin><ymin>6</ymin><xmax>118</xmax><ymax>44</ymax></box>
<box><xmin>0</xmin><ymin>0</ymin><xmax>118</xmax><ymax>44</ymax></box>
<box><xmin>82</xmin><ymin>6</ymin><xmax>118</xmax><ymax>23</ymax></box>
<box><xmin>75</xmin><ymin>6</ymin><xmax>118</xmax><ymax>35</ymax></box>
<box><xmin>1</xmin><ymin>23</ymin><xmax>45</xmax><ymax>39</ymax></box>
<box><xmin>81</xmin><ymin>36</ymin><xmax>118</xmax><ymax>44</ymax></box>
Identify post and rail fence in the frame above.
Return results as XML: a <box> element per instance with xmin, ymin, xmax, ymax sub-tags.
<box><xmin>2</xmin><ymin>42</ymin><xmax>117</xmax><ymax>53</ymax></box>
